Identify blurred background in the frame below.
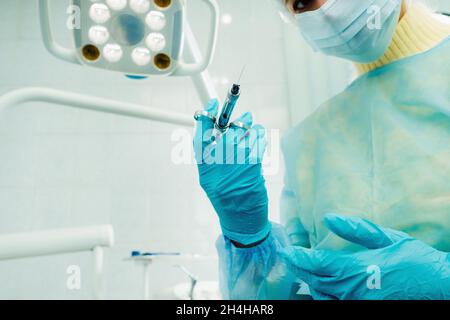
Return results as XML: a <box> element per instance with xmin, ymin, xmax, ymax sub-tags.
<box><xmin>0</xmin><ymin>0</ymin><xmax>446</xmax><ymax>299</ymax></box>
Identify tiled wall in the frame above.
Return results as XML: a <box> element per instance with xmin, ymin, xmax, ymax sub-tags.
<box><xmin>0</xmin><ymin>0</ymin><xmax>292</xmax><ymax>299</ymax></box>
<box><xmin>0</xmin><ymin>0</ymin><xmax>443</xmax><ymax>300</ymax></box>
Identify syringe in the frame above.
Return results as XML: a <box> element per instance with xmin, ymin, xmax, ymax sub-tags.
<box><xmin>193</xmin><ymin>65</ymin><xmax>247</xmax><ymax>133</ymax></box>
<box><xmin>215</xmin><ymin>83</ymin><xmax>241</xmax><ymax>132</ymax></box>
<box><xmin>215</xmin><ymin>65</ymin><xmax>246</xmax><ymax>132</ymax></box>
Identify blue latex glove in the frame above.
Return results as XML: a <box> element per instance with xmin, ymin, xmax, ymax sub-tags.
<box><xmin>194</xmin><ymin>99</ymin><xmax>271</xmax><ymax>246</ymax></box>
<box><xmin>281</xmin><ymin>214</ymin><xmax>450</xmax><ymax>300</ymax></box>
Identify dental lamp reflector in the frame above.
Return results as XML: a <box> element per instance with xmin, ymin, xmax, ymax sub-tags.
<box><xmin>39</xmin><ymin>0</ymin><xmax>219</xmax><ymax>76</ymax></box>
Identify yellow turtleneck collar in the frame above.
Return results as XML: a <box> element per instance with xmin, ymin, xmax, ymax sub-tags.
<box><xmin>356</xmin><ymin>4</ymin><xmax>450</xmax><ymax>74</ymax></box>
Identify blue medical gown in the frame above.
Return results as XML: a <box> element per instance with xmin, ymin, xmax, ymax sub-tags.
<box><xmin>217</xmin><ymin>223</ymin><xmax>298</xmax><ymax>300</ymax></box>
<box><xmin>216</xmin><ymin>36</ymin><xmax>450</xmax><ymax>299</ymax></box>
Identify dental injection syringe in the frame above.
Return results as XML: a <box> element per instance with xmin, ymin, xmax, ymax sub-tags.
<box><xmin>215</xmin><ymin>83</ymin><xmax>241</xmax><ymax>132</ymax></box>
<box><xmin>194</xmin><ymin>65</ymin><xmax>248</xmax><ymax>132</ymax></box>
<box><xmin>215</xmin><ymin>65</ymin><xmax>249</xmax><ymax>133</ymax></box>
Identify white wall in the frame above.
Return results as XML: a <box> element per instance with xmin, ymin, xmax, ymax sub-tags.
<box><xmin>0</xmin><ymin>0</ymin><xmax>294</xmax><ymax>299</ymax></box>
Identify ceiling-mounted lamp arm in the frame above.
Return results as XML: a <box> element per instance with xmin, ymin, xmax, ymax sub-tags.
<box><xmin>172</xmin><ymin>0</ymin><xmax>219</xmax><ymax>76</ymax></box>
<box><xmin>38</xmin><ymin>0</ymin><xmax>80</xmax><ymax>65</ymax></box>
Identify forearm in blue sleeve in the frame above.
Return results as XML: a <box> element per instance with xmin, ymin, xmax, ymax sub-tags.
<box><xmin>216</xmin><ymin>223</ymin><xmax>297</xmax><ymax>300</ymax></box>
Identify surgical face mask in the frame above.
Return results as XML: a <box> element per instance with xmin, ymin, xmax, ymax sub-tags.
<box><xmin>295</xmin><ymin>0</ymin><xmax>402</xmax><ymax>63</ymax></box>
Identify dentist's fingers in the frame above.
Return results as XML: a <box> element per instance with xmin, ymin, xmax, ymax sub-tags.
<box><xmin>247</xmin><ymin>124</ymin><xmax>267</xmax><ymax>163</ymax></box>
<box><xmin>235</xmin><ymin>111</ymin><xmax>253</xmax><ymax>126</ymax></box>
<box><xmin>280</xmin><ymin>247</ymin><xmax>343</xmax><ymax>297</ymax></box>
<box><xmin>221</xmin><ymin>112</ymin><xmax>254</xmax><ymax>164</ymax></box>
<box><xmin>204</xmin><ymin>98</ymin><xmax>219</xmax><ymax>120</ymax></box>
<box><xmin>194</xmin><ymin>99</ymin><xmax>219</xmax><ymax>143</ymax></box>
<box><xmin>194</xmin><ymin>99</ymin><xmax>219</xmax><ymax>164</ymax></box>
<box><xmin>280</xmin><ymin>246</ymin><xmax>340</xmax><ymax>276</ymax></box>
<box><xmin>229</xmin><ymin>122</ymin><xmax>265</xmax><ymax>165</ymax></box>
<box><xmin>199</xmin><ymin>110</ymin><xmax>265</xmax><ymax>164</ymax></box>
<box><xmin>323</xmin><ymin>213</ymin><xmax>410</xmax><ymax>250</ymax></box>
<box><xmin>231</xmin><ymin>112</ymin><xmax>253</xmax><ymax>140</ymax></box>
<box><xmin>247</xmin><ymin>124</ymin><xmax>266</xmax><ymax>143</ymax></box>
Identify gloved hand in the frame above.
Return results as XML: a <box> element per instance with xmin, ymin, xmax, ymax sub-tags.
<box><xmin>194</xmin><ymin>99</ymin><xmax>271</xmax><ymax>246</ymax></box>
<box><xmin>281</xmin><ymin>213</ymin><xmax>450</xmax><ymax>300</ymax></box>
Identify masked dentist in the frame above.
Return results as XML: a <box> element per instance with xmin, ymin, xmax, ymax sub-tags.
<box><xmin>193</xmin><ymin>0</ymin><xmax>450</xmax><ymax>300</ymax></box>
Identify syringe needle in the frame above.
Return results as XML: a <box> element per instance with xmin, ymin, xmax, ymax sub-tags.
<box><xmin>237</xmin><ymin>64</ymin><xmax>247</xmax><ymax>84</ymax></box>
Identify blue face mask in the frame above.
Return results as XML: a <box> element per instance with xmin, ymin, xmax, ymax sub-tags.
<box><xmin>296</xmin><ymin>0</ymin><xmax>402</xmax><ymax>63</ymax></box>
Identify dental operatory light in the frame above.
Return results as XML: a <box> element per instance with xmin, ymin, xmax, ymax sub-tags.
<box><xmin>83</xmin><ymin>0</ymin><xmax>176</xmax><ymax>72</ymax></box>
<box><xmin>88</xmin><ymin>25</ymin><xmax>110</xmax><ymax>45</ymax></box>
<box><xmin>39</xmin><ymin>0</ymin><xmax>219</xmax><ymax>76</ymax></box>
<box><xmin>107</xmin><ymin>0</ymin><xmax>128</xmax><ymax>11</ymax></box>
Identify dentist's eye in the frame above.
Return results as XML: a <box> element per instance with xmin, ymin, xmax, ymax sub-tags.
<box><xmin>292</xmin><ymin>0</ymin><xmax>313</xmax><ymax>13</ymax></box>
<box><xmin>294</xmin><ymin>0</ymin><xmax>305</xmax><ymax>10</ymax></box>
